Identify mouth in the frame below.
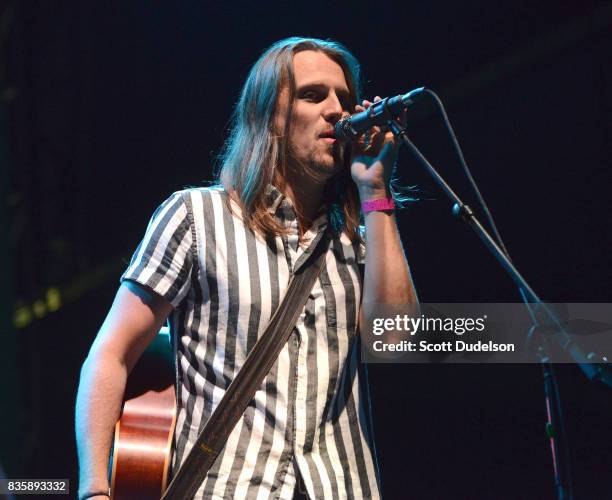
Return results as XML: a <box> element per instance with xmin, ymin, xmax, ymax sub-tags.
<box><xmin>319</xmin><ymin>130</ymin><xmax>336</xmax><ymax>143</ymax></box>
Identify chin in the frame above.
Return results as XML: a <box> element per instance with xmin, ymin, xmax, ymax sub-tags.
<box><xmin>313</xmin><ymin>158</ymin><xmax>341</xmax><ymax>179</ymax></box>
<box><xmin>319</xmin><ymin>148</ymin><xmax>344</xmax><ymax>168</ymax></box>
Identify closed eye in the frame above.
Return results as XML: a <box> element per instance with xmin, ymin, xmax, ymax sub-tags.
<box><xmin>297</xmin><ymin>84</ymin><xmax>351</xmax><ymax>110</ymax></box>
<box><xmin>300</xmin><ymin>89</ymin><xmax>323</xmax><ymax>102</ymax></box>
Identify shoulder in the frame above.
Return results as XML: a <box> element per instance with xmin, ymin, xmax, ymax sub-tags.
<box><xmin>167</xmin><ymin>186</ymin><xmax>246</xmax><ymax>224</ymax></box>
<box><xmin>162</xmin><ymin>186</ymin><xmax>230</xmax><ymax>213</ymax></box>
<box><xmin>334</xmin><ymin>225</ymin><xmax>365</xmax><ymax>264</ymax></box>
<box><xmin>170</xmin><ymin>185</ymin><xmax>226</xmax><ymax>203</ymax></box>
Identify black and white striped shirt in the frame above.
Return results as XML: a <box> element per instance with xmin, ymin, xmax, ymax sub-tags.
<box><xmin>122</xmin><ymin>186</ymin><xmax>381</xmax><ymax>499</ymax></box>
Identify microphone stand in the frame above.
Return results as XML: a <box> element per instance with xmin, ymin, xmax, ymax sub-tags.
<box><xmin>385</xmin><ymin>114</ymin><xmax>611</xmax><ymax>500</ymax></box>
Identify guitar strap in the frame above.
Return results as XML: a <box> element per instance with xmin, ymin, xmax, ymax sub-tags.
<box><xmin>161</xmin><ymin>229</ymin><xmax>331</xmax><ymax>500</ymax></box>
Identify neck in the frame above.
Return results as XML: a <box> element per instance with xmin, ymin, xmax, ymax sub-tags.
<box><xmin>278</xmin><ymin>167</ymin><xmax>327</xmax><ymax>233</ymax></box>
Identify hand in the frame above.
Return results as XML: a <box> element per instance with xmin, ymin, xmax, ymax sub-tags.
<box><xmin>350</xmin><ymin>96</ymin><xmax>405</xmax><ymax>201</ymax></box>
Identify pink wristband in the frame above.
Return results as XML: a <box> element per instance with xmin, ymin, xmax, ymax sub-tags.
<box><xmin>361</xmin><ymin>197</ymin><xmax>395</xmax><ymax>214</ymax></box>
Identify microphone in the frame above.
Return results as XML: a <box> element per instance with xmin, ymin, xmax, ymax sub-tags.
<box><xmin>334</xmin><ymin>87</ymin><xmax>425</xmax><ymax>141</ymax></box>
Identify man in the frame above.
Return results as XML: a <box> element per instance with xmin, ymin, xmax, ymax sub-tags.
<box><xmin>76</xmin><ymin>37</ymin><xmax>417</xmax><ymax>500</ymax></box>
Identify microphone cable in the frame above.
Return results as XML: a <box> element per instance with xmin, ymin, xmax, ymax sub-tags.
<box><xmin>412</xmin><ymin>88</ymin><xmax>574</xmax><ymax>499</ymax></box>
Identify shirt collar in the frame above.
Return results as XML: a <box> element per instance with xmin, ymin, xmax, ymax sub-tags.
<box><xmin>265</xmin><ymin>184</ymin><xmax>328</xmax><ymax>231</ymax></box>
<box><xmin>265</xmin><ymin>184</ymin><xmax>286</xmax><ymax>215</ymax></box>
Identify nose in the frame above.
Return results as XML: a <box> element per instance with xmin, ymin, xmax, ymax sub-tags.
<box><xmin>322</xmin><ymin>93</ymin><xmax>344</xmax><ymax>123</ymax></box>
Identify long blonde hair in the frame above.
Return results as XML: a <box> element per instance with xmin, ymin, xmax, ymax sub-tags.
<box><xmin>215</xmin><ymin>37</ymin><xmax>363</xmax><ymax>241</ymax></box>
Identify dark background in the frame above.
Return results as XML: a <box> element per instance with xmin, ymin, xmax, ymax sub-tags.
<box><xmin>2</xmin><ymin>1</ymin><xmax>611</xmax><ymax>498</ymax></box>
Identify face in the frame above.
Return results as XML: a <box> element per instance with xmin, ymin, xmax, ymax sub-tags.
<box><xmin>276</xmin><ymin>50</ymin><xmax>352</xmax><ymax>180</ymax></box>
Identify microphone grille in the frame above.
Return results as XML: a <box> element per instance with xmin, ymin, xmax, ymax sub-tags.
<box><xmin>334</xmin><ymin>117</ymin><xmax>355</xmax><ymax>142</ymax></box>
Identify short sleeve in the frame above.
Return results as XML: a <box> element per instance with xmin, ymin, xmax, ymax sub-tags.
<box><xmin>121</xmin><ymin>191</ymin><xmax>196</xmax><ymax>308</ymax></box>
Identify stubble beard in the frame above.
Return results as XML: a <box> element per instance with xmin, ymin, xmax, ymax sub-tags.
<box><xmin>285</xmin><ymin>141</ymin><xmax>347</xmax><ymax>189</ymax></box>
<box><xmin>310</xmin><ymin>142</ymin><xmax>345</xmax><ymax>179</ymax></box>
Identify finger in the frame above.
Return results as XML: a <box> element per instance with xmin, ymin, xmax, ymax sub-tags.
<box><xmin>355</xmin><ymin>104</ymin><xmax>366</xmax><ymax>112</ymax></box>
<box><xmin>370</xmin><ymin>125</ymin><xmax>386</xmax><ymax>150</ymax></box>
<box><xmin>373</xmin><ymin>96</ymin><xmax>382</xmax><ymax>102</ymax></box>
<box><xmin>362</xmin><ymin>99</ymin><xmax>372</xmax><ymax>108</ymax></box>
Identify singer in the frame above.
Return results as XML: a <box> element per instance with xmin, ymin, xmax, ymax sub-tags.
<box><xmin>75</xmin><ymin>37</ymin><xmax>417</xmax><ymax>500</ymax></box>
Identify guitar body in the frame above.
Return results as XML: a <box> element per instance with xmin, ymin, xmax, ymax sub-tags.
<box><xmin>110</xmin><ymin>329</ymin><xmax>176</xmax><ymax>500</ymax></box>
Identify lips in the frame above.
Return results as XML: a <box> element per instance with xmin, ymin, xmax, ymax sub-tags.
<box><xmin>319</xmin><ymin>130</ymin><xmax>336</xmax><ymax>142</ymax></box>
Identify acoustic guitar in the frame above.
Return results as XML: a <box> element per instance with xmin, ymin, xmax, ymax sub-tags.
<box><xmin>109</xmin><ymin>327</ymin><xmax>176</xmax><ymax>500</ymax></box>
